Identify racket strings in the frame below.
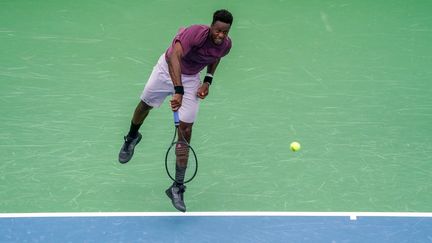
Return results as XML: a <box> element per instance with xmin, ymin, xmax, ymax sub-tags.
<box><xmin>175</xmin><ymin>143</ymin><xmax>190</xmax><ymax>167</ymax></box>
<box><xmin>175</xmin><ymin>163</ymin><xmax>187</xmax><ymax>184</ymax></box>
<box><xmin>165</xmin><ymin>127</ymin><xmax>198</xmax><ymax>184</ymax></box>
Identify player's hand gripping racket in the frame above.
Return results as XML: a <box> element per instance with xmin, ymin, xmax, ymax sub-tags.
<box><xmin>165</xmin><ymin>111</ymin><xmax>198</xmax><ymax>184</ymax></box>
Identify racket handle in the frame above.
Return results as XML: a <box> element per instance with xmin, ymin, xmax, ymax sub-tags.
<box><xmin>173</xmin><ymin>111</ymin><xmax>180</xmax><ymax>127</ymax></box>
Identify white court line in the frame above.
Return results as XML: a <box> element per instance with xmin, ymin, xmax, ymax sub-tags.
<box><xmin>1</xmin><ymin>212</ymin><xmax>432</xmax><ymax>219</ymax></box>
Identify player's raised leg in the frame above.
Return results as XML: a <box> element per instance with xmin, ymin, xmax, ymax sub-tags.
<box><xmin>118</xmin><ymin>101</ymin><xmax>152</xmax><ymax>164</ymax></box>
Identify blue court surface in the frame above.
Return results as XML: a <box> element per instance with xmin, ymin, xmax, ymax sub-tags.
<box><xmin>1</xmin><ymin>212</ymin><xmax>432</xmax><ymax>242</ymax></box>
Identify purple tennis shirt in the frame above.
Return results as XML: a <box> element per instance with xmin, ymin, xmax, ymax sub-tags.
<box><xmin>165</xmin><ymin>25</ymin><xmax>232</xmax><ymax>75</ymax></box>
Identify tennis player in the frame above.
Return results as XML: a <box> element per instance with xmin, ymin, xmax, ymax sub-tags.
<box><xmin>118</xmin><ymin>9</ymin><xmax>233</xmax><ymax>212</ymax></box>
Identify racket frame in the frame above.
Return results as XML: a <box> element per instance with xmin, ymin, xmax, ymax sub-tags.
<box><xmin>164</xmin><ymin>111</ymin><xmax>198</xmax><ymax>184</ymax></box>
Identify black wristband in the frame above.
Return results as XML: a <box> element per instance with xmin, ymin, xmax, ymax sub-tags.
<box><xmin>174</xmin><ymin>86</ymin><xmax>184</xmax><ymax>95</ymax></box>
<box><xmin>203</xmin><ymin>75</ymin><xmax>213</xmax><ymax>85</ymax></box>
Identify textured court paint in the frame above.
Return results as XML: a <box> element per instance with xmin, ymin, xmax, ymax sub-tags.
<box><xmin>1</xmin><ymin>216</ymin><xmax>432</xmax><ymax>242</ymax></box>
<box><xmin>0</xmin><ymin>0</ymin><xmax>431</xmax><ymax>213</ymax></box>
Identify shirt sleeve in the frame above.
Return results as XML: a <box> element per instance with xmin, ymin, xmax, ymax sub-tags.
<box><xmin>222</xmin><ymin>37</ymin><xmax>232</xmax><ymax>57</ymax></box>
<box><xmin>172</xmin><ymin>25</ymin><xmax>209</xmax><ymax>56</ymax></box>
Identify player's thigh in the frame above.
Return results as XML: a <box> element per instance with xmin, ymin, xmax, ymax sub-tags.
<box><xmin>178</xmin><ymin>75</ymin><xmax>201</xmax><ymax>123</ymax></box>
<box><xmin>140</xmin><ymin>62</ymin><xmax>172</xmax><ymax>108</ymax></box>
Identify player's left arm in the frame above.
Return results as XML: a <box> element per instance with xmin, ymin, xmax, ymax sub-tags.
<box><xmin>197</xmin><ymin>58</ymin><xmax>220</xmax><ymax>99</ymax></box>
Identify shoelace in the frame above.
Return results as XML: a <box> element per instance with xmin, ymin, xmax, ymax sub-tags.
<box><xmin>123</xmin><ymin>136</ymin><xmax>134</xmax><ymax>152</ymax></box>
<box><xmin>178</xmin><ymin>186</ymin><xmax>186</xmax><ymax>193</ymax></box>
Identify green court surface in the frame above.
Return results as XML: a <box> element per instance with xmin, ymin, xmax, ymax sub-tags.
<box><xmin>1</xmin><ymin>0</ymin><xmax>431</xmax><ymax>213</ymax></box>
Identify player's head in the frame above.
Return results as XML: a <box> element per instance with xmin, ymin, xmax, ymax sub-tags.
<box><xmin>212</xmin><ymin>9</ymin><xmax>233</xmax><ymax>26</ymax></box>
<box><xmin>210</xmin><ymin>9</ymin><xmax>233</xmax><ymax>45</ymax></box>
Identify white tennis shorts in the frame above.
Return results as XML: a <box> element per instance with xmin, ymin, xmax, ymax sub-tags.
<box><xmin>140</xmin><ymin>54</ymin><xmax>201</xmax><ymax>123</ymax></box>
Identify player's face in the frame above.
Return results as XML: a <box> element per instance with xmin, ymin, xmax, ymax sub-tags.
<box><xmin>210</xmin><ymin>21</ymin><xmax>231</xmax><ymax>45</ymax></box>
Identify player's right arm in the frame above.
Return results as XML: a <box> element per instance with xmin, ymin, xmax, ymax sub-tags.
<box><xmin>167</xmin><ymin>41</ymin><xmax>184</xmax><ymax>111</ymax></box>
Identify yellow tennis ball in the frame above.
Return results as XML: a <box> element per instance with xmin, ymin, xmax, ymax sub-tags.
<box><xmin>290</xmin><ymin>142</ymin><xmax>301</xmax><ymax>152</ymax></box>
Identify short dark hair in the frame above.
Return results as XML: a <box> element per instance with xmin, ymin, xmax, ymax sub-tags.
<box><xmin>212</xmin><ymin>9</ymin><xmax>233</xmax><ymax>25</ymax></box>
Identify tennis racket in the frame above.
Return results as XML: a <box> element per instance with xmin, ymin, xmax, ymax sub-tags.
<box><xmin>165</xmin><ymin>111</ymin><xmax>198</xmax><ymax>184</ymax></box>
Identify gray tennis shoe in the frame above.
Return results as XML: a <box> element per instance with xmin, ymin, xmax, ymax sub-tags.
<box><xmin>166</xmin><ymin>183</ymin><xmax>186</xmax><ymax>212</ymax></box>
<box><xmin>118</xmin><ymin>132</ymin><xmax>142</xmax><ymax>164</ymax></box>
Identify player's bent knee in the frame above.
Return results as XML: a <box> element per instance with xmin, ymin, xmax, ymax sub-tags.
<box><xmin>138</xmin><ymin>100</ymin><xmax>153</xmax><ymax>112</ymax></box>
